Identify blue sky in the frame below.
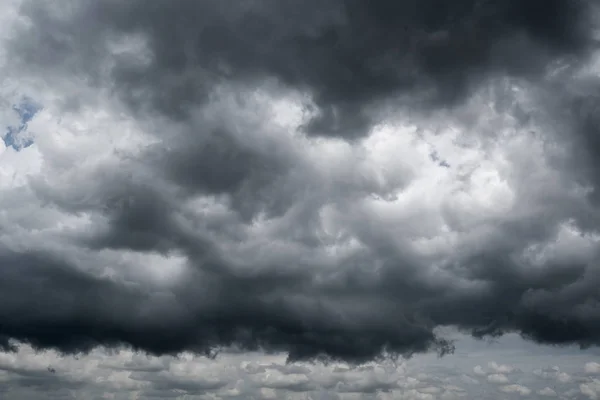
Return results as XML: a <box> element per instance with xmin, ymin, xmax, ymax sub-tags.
<box><xmin>2</xmin><ymin>98</ymin><xmax>40</xmax><ymax>151</ymax></box>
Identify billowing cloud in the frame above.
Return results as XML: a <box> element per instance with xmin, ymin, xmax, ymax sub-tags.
<box><xmin>9</xmin><ymin>0</ymin><xmax>598</xmax><ymax>137</ymax></box>
<box><xmin>499</xmin><ymin>384</ymin><xmax>531</xmax><ymax>396</ymax></box>
<box><xmin>1</xmin><ymin>0</ymin><xmax>600</xmax><ymax>369</ymax></box>
<box><xmin>487</xmin><ymin>374</ymin><xmax>509</xmax><ymax>384</ymax></box>
<box><xmin>586</xmin><ymin>362</ymin><xmax>600</xmax><ymax>375</ymax></box>
<box><xmin>537</xmin><ymin>387</ymin><xmax>557</xmax><ymax>397</ymax></box>
<box><xmin>488</xmin><ymin>361</ymin><xmax>516</xmax><ymax>374</ymax></box>
<box><xmin>1</xmin><ymin>339</ymin><xmax>600</xmax><ymax>399</ymax></box>
<box><xmin>582</xmin><ymin>379</ymin><xmax>600</xmax><ymax>400</ymax></box>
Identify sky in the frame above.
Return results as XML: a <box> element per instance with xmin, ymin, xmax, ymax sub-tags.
<box><xmin>2</xmin><ymin>0</ymin><xmax>600</xmax><ymax>398</ymax></box>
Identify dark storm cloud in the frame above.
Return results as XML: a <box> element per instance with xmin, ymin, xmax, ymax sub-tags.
<box><xmin>0</xmin><ymin>242</ymin><xmax>451</xmax><ymax>363</ymax></box>
<box><xmin>111</xmin><ymin>0</ymin><xmax>594</xmax><ymax>138</ymax></box>
<box><xmin>538</xmin><ymin>75</ymin><xmax>600</xmax><ymax>206</ymax></box>
<box><xmin>2</xmin><ymin>0</ymin><xmax>600</xmax><ymax>367</ymax></box>
<box><xmin>11</xmin><ymin>0</ymin><xmax>598</xmax><ymax>137</ymax></box>
<box><xmin>0</xmin><ymin>248</ymin><xmax>195</xmax><ymax>355</ymax></box>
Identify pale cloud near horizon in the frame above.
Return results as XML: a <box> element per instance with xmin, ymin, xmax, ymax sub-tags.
<box><xmin>2</xmin><ymin>334</ymin><xmax>600</xmax><ymax>399</ymax></box>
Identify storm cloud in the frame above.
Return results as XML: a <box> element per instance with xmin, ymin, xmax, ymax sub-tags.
<box><xmin>1</xmin><ymin>0</ymin><xmax>600</xmax><ymax>367</ymax></box>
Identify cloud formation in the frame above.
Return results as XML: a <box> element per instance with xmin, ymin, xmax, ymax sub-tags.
<box><xmin>2</xmin><ymin>341</ymin><xmax>599</xmax><ymax>399</ymax></box>
<box><xmin>1</xmin><ymin>0</ymin><xmax>600</xmax><ymax>366</ymax></box>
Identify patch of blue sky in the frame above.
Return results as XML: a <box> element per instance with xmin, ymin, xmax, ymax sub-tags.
<box><xmin>3</xmin><ymin>97</ymin><xmax>42</xmax><ymax>151</ymax></box>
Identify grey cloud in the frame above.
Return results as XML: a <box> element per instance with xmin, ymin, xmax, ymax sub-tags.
<box><xmin>1</xmin><ymin>342</ymin><xmax>599</xmax><ymax>399</ymax></box>
<box><xmin>2</xmin><ymin>0</ymin><xmax>600</xmax><ymax>370</ymax></box>
<box><xmin>10</xmin><ymin>0</ymin><xmax>599</xmax><ymax>137</ymax></box>
<box><xmin>99</xmin><ymin>358</ymin><xmax>166</xmax><ymax>373</ymax></box>
<box><xmin>130</xmin><ymin>372</ymin><xmax>228</xmax><ymax>394</ymax></box>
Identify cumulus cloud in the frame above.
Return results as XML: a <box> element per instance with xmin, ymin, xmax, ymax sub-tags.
<box><xmin>487</xmin><ymin>373</ymin><xmax>510</xmax><ymax>384</ymax></box>
<box><xmin>473</xmin><ymin>365</ymin><xmax>487</xmax><ymax>376</ymax></box>
<box><xmin>582</xmin><ymin>379</ymin><xmax>600</xmax><ymax>400</ymax></box>
<box><xmin>533</xmin><ymin>366</ymin><xmax>573</xmax><ymax>384</ymax></box>
<box><xmin>1</xmin><ymin>340</ymin><xmax>597</xmax><ymax>399</ymax></box>
<box><xmin>488</xmin><ymin>361</ymin><xmax>516</xmax><ymax>374</ymax></box>
<box><xmin>538</xmin><ymin>387</ymin><xmax>558</xmax><ymax>397</ymax></box>
<box><xmin>1</xmin><ymin>0</ymin><xmax>600</xmax><ymax>375</ymax></box>
<box><xmin>0</xmin><ymin>344</ymin><xmax>459</xmax><ymax>399</ymax></box>
<box><xmin>499</xmin><ymin>384</ymin><xmax>532</xmax><ymax>396</ymax></box>
<box><xmin>586</xmin><ymin>362</ymin><xmax>600</xmax><ymax>375</ymax></box>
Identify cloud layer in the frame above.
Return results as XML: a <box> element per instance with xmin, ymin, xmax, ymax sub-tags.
<box><xmin>2</xmin><ymin>336</ymin><xmax>600</xmax><ymax>399</ymax></box>
<box><xmin>1</xmin><ymin>0</ymin><xmax>600</xmax><ymax>366</ymax></box>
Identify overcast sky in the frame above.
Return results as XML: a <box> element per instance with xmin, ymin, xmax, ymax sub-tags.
<box><xmin>2</xmin><ymin>0</ymin><xmax>600</xmax><ymax>399</ymax></box>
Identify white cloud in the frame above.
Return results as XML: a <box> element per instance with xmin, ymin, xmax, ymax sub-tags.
<box><xmin>586</xmin><ymin>363</ymin><xmax>600</xmax><ymax>375</ymax></box>
<box><xmin>533</xmin><ymin>366</ymin><xmax>571</xmax><ymax>383</ymax></box>
<box><xmin>488</xmin><ymin>361</ymin><xmax>515</xmax><ymax>374</ymax></box>
<box><xmin>0</xmin><ymin>339</ymin><xmax>598</xmax><ymax>399</ymax></box>
<box><xmin>487</xmin><ymin>374</ymin><xmax>510</xmax><ymax>384</ymax></box>
<box><xmin>538</xmin><ymin>387</ymin><xmax>557</xmax><ymax>397</ymax></box>
<box><xmin>581</xmin><ymin>379</ymin><xmax>600</xmax><ymax>400</ymax></box>
<box><xmin>500</xmin><ymin>384</ymin><xmax>532</xmax><ymax>396</ymax></box>
<box><xmin>556</xmin><ymin>372</ymin><xmax>572</xmax><ymax>384</ymax></box>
